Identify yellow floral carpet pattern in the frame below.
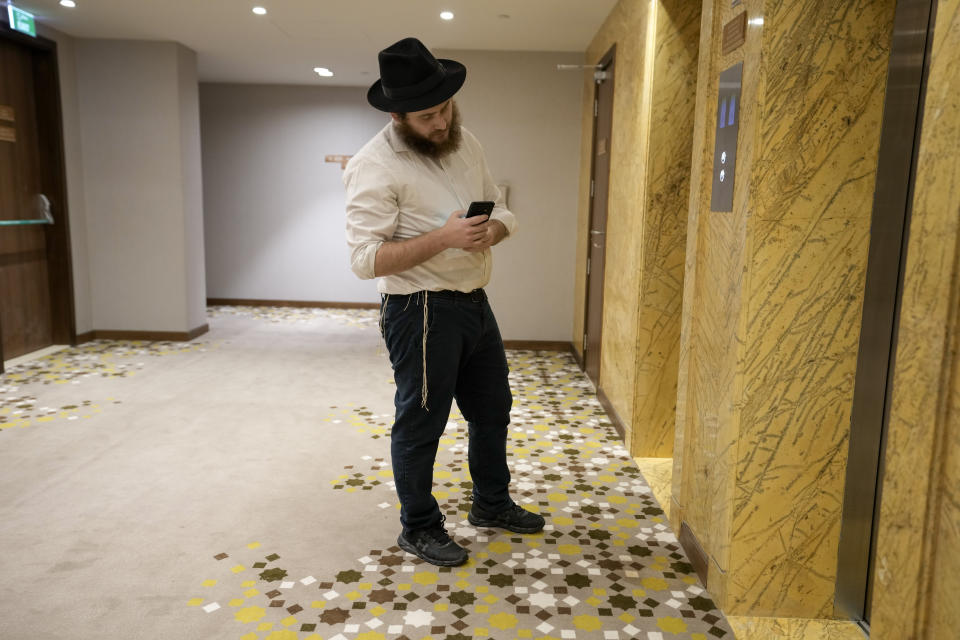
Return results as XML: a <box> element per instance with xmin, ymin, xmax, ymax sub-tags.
<box><xmin>189</xmin><ymin>328</ymin><xmax>734</xmax><ymax>639</ymax></box>
<box><xmin>0</xmin><ymin>339</ymin><xmax>210</xmax><ymax>431</ymax></box>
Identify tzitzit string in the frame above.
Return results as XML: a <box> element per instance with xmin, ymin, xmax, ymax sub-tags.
<box><xmin>416</xmin><ymin>159</ymin><xmax>471</xmax><ymax>410</ymax></box>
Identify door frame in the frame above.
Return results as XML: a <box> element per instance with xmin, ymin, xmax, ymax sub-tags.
<box><xmin>834</xmin><ymin>0</ymin><xmax>937</xmax><ymax>627</ymax></box>
<box><xmin>582</xmin><ymin>44</ymin><xmax>616</xmax><ymax>387</ymax></box>
<box><xmin>0</xmin><ymin>19</ymin><xmax>76</xmax><ymax>373</ymax></box>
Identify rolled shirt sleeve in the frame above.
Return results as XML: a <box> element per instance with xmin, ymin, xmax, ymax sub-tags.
<box><xmin>466</xmin><ymin>131</ymin><xmax>517</xmax><ymax>239</ymax></box>
<box><xmin>483</xmin><ymin>164</ymin><xmax>517</xmax><ymax>238</ymax></box>
<box><xmin>343</xmin><ymin>158</ymin><xmax>398</xmax><ymax>280</ymax></box>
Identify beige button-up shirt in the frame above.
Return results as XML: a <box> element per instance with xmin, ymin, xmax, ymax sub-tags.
<box><xmin>344</xmin><ymin>123</ymin><xmax>517</xmax><ymax>294</ymax></box>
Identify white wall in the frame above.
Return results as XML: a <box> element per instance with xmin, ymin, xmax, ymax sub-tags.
<box><xmin>177</xmin><ymin>45</ymin><xmax>207</xmax><ymax>330</ymax></box>
<box><xmin>201</xmin><ymin>49</ymin><xmax>583</xmax><ymax>341</ymax></box>
<box><xmin>74</xmin><ymin>40</ymin><xmax>206</xmax><ymax>333</ymax></box>
<box><xmin>438</xmin><ymin>49</ymin><xmax>584</xmax><ymax>342</ymax></box>
<box><xmin>199</xmin><ymin>84</ymin><xmax>383</xmax><ymax>304</ymax></box>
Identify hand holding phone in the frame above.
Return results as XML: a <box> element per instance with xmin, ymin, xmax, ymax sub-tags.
<box><xmin>465</xmin><ymin>201</ymin><xmax>495</xmax><ymax>218</ymax></box>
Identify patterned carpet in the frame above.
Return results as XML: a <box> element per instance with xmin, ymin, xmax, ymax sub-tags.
<box><xmin>0</xmin><ymin>339</ymin><xmax>210</xmax><ymax>430</ymax></box>
<box><xmin>0</xmin><ymin>307</ymin><xmax>734</xmax><ymax>640</ymax></box>
<box><xmin>189</xmin><ymin>308</ymin><xmax>734</xmax><ymax>640</ymax></box>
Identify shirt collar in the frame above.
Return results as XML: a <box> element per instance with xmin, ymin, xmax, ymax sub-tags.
<box><xmin>385</xmin><ymin>122</ymin><xmax>413</xmax><ymax>154</ymax></box>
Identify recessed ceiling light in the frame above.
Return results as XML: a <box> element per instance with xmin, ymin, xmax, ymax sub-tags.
<box><xmin>60</xmin><ymin>0</ymin><xmax>77</xmax><ymax>7</ymax></box>
<box><xmin>252</xmin><ymin>7</ymin><xmax>267</xmax><ymax>16</ymax></box>
<box><xmin>440</xmin><ymin>11</ymin><xmax>454</xmax><ymax>21</ymax></box>
<box><xmin>313</xmin><ymin>67</ymin><xmax>334</xmax><ymax>77</ymax></box>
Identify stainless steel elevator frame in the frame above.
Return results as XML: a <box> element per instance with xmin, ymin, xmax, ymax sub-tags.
<box><xmin>835</xmin><ymin>0</ymin><xmax>938</xmax><ymax>629</ymax></box>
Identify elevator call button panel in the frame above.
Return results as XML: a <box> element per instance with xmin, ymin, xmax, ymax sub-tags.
<box><xmin>711</xmin><ymin>62</ymin><xmax>743</xmax><ymax>212</ymax></box>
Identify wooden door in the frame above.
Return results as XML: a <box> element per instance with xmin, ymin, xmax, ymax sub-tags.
<box><xmin>583</xmin><ymin>48</ymin><xmax>615</xmax><ymax>386</ymax></box>
<box><xmin>0</xmin><ymin>30</ymin><xmax>74</xmax><ymax>371</ymax></box>
<box><xmin>0</xmin><ymin>36</ymin><xmax>53</xmax><ymax>363</ymax></box>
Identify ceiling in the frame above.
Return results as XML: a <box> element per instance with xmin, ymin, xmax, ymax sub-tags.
<box><xmin>7</xmin><ymin>0</ymin><xmax>617</xmax><ymax>86</ymax></box>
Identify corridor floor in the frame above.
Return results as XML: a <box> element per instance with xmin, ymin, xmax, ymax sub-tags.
<box><xmin>0</xmin><ymin>307</ymin><xmax>734</xmax><ymax>640</ymax></box>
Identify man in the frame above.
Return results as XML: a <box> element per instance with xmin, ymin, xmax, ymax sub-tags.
<box><xmin>344</xmin><ymin>37</ymin><xmax>544</xmax><ymax>567</ymax></box>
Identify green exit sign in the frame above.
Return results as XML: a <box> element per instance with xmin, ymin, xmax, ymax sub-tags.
<box><xmin>7</xmin><ymin>4</ymin><xmax>37</xmax><ymax>38</ymax></box>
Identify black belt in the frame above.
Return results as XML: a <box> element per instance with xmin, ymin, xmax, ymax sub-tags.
<box><xmin>388</xmin><ymin>288</ymin><xmax>486</xmax><ymax>303</ymax></box>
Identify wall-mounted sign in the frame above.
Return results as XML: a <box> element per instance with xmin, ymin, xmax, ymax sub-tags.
<box><xmin>0</xmin><ymin>105</ymin><xmax>14</xmax><ymax>122</ymax></box>
<box><xmin>325</xmin><ymin>154</ymin><xmax>353</xmax><ymax>169</ymax></box>
<box><xmin>7</xmin><ymin>4</ymin><xmax>36</xmax><ymax>38</ymax></box>
<box><xmin>722</xmin><ymin>12</ymin><xmax>747</xmax><ymax>56</ymax></box>
<box><xmin>710</xmin><ymin>62</ymin><xmax>743</xmax><ymax>212</ymax></box>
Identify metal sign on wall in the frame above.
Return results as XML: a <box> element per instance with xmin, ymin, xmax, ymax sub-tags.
<box><xmin>710</xmin><ymin>62</ymin><xmax>743</xmax><ymax>212</ymax></box>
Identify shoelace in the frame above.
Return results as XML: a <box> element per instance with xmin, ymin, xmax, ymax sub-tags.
<box><xmin>423</xmin><ymin>516</ymin><xmax>452</xmax><ymax>544</ymax></box>
<box><xmin>504</xmin><ymin>504</ymin><xmax>526</xmax><ymax>519</ymax></box>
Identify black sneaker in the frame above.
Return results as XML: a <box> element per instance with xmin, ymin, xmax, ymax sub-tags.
<box><xmin>397</xmin><ymin>523</ymin><xmax>468</xmax><ymax>567</ymax></box>
<box><xmin>468</xmin><ymin>503</ymin><xmax>545</xmax><ymax>534</ymax></box>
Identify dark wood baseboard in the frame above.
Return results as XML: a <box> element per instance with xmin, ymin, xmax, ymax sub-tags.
<box><xmin>208</xmin><ymin>298</ymin><xmax>380</xmax><ymax>310</ymax></box>
<box><xmin>503</xmin><ymin>340</ymin><xmax>573</xmax><ymax>352</ymax></box>
<box><xmin>679</xmin><ymin>521</ymin><xmax>710</xmax><ymax>588</ymax></box>
<box><xmin>597</xmin><ymin>386</ymin><xmax>626</xmax><ymax>441</ymax></box>
<box><xmin>570</xmin><ymin>346</ymin><xmax>585</xmax><ymax>370</ymax></box>
<box><xmin>75</xmin><ymin>323</ymin><xmax>209</xmax><ymax>344</ymax></box>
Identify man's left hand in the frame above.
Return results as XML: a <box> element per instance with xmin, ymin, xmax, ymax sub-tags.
<box><xmin>464</xmin><ymin>219</ymin><xmax>507</xmax><ymax>252</ymax></box>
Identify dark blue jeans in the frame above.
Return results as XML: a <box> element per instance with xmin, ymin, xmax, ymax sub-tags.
<box><xmin>381</xmin><ymin>289</ymin><xmax>513</xmax><ymax>533</ymax></box>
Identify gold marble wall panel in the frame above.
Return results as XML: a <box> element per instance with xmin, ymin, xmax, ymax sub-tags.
<box><xmin>750</xmin><ymin>0</ymin><xmax>896</xmax><ymax>226</ymax></box>
<box><xmin>871</xmin><ymin>1</ymin><xmax>960</xmax><ymax>637</ymax></box>
<box><xmin>677</xmin><ymin>0</ymin><xmax>761</xmax><ymax>583</ymax></box>
<box><xmin>932</xmin><ymin>337</ymin><xmax>960</xmax><ymax>638</ymax></box>
<box><xmin>730</xmin><ymin>0</ymin><xmax>894</xmax><ymax>616</ymax></box>
<box><xmin>631</xmin><ymin>0</ymin><xmax>701</xmax><ymax>458</ymax></box>
<box><xmin>574</xmin><ymin>0</ymin><xmax>701</xmax><ymax>458</ymax></box>
<box><xmin>932</xmin><ymin>344</ymin><xmax>960</xmax><ymax>637</ymax></box>
<box><xmin>730</xmin><ymin>217</ymin><xmax>870</xmax><ymax>616</ymax></box>
<box><xmin>672</xmin><ymin>0</ymin><xmax>719</xmax><ymax>526</ymax></box>
<box><xmin>726</xmin><ymin>616</ymin><xmax>866</xmax><ymax>640</ymax></box>
<box><xmin>634</xmin><ymin>457</ymin><xmax>673</xmax><ymax>514</ymax></box>
<box><xmin>574</xmin><ymin>0</ymin><xmax>655</xmax><ymax>448</ymax></box>
<box><xmin>684</xmin><ymin>209</ymin><xmax>747</xmax><ymax>575</ymax></box>
<box><xmin>673</xmin><ymin>0</ymin><xmax>895</xmax><ymax>617</ymax></box>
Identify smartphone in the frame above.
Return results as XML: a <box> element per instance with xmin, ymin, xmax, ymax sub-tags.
<box><xmin>465</xmin><ymin>201</ymin><xmax>495</xmax><ymax>218</ymax></box>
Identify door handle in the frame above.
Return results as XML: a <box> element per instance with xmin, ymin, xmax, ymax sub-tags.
<box><xmin>0</xmin><ymin>194</ymin><xmax>54</xmax><ymax>227</ymax></box>
<box><xmin>39</xmin><ymin>194</ymin><xmax>54</xmax><ymax>224</ymax></box>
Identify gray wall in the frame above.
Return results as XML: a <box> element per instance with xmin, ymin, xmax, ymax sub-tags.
<box><xmin>200</xmin><ymin>49</ymin><xmax>584</xmax><ymax>341</ymax></box>
<box><xmin>199</xmin><ymin>84</ymin><xmax>384</xmax><ymax>304</ymax></box>
<box><xmin>439</xmin><ymin>49</ymin><xmax>584</xmax><ymax>341</ymax></box>
<box><xmin>177</xmin><ymin>45</ymin><xmax>207</xmax><ymax>330</ymax></box>
<box><xmin>73</xmin><ymin>39</ymin><xmax>206</xmax><ymax>333</ymax></box>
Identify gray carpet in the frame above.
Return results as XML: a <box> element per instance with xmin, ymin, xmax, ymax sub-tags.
<box><xmin>0</xmin><ymin>307</ymin><xmax>733</xmax><ymax>640</ymax></box>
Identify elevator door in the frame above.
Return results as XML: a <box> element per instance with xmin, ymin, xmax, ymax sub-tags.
<box><xmin>835</xmin><ymin>0</ymin><xmax>937</xmax><ymax>627</ymax></box>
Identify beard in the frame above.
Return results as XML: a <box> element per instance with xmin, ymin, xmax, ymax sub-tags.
<box><xmin>395</xmin><ymin>101</ymin><xmax>463</xmax><ymax>160</ymax></box>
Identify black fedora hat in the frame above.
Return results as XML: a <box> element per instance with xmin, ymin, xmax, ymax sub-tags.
<box><xmin>367</xmin><ymin>37</ymin><xmax>466</xmax><ymax>113</ymax></box>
